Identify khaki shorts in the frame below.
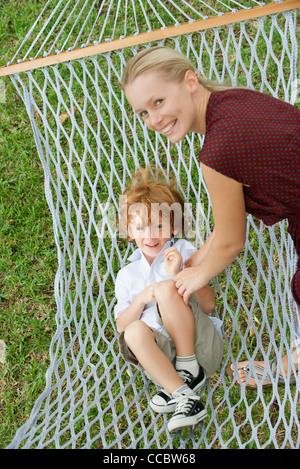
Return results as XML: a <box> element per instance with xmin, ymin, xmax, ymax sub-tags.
<box><xmin>118</xmin><ymin>294</ymin><xmax>224</xmax><ymax>378</ymax></box>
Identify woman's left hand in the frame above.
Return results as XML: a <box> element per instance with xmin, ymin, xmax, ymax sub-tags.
<box><xmin>175</xmin><ymin>266</ymin><xmax>205</xmax><ymax>305</ymax></box>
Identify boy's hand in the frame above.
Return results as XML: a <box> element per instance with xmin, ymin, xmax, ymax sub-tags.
<box><xmin>163</xmin><ymin>247</ymin><xmax>182</xmax><ymax>278</ymax></box>
<box><xmin>139</xmin><ymin>284</ymin><xmax>156</xmax><ymax>305</ymax></box>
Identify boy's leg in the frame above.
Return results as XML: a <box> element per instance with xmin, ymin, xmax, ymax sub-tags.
<box><xmin>155</xmin><ymin>280</ymin><xmax>205</xmax><ymax>382</ymax></box>
<box><xmin>123</xmin><ymin>320</ymin><xmax>183</xmax><ymax>394</ymax></box>
<box><xmin>155</xmin><ymin>280</ymin><xmax>195</xmax><ymax>357</ymax></box>
<box><xmin>153</xmin><ymin>280</ymin><xmax>206</xmax><ymax>412</ymax></box>
<box><xmin>124</xmin><ymin>319</ymin><xmax>207</xmax><ymax>432</ymax></box>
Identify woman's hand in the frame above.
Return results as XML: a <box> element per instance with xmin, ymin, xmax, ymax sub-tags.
<box><xmin>163</xmin><ymin>247</ymin><xmax>182</xmax><ymax>278</ymax></box>
<box><xmin>175</xmin><ymin>266</ymin><xmax>205</xmax><ymax>305</ymax></box>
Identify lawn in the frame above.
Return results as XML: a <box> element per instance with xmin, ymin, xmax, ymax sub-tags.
<box><xmin>0</xmin><ymin>1</ymin><xmax>59</xmax><ymax>447</ymax></box>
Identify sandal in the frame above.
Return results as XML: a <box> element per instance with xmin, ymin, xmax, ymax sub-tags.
<box><xmin>227</xmin><ymin>357</ymin><xmax>297</xmax><ymax>389</ymax></box>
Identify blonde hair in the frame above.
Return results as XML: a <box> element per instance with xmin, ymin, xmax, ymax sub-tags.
<box><xmin>119</xmin><ymin>45</ymin><xmax>233</xmax><ymax>92</ymax></box>
<box><xmin>119</xmin><ymin>166</ymin><xmax>185</xmax><ymax>241</ymax></box>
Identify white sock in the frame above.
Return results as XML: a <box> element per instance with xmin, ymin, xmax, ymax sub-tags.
<box><xmin>172</xmin><ymin>384</ymin><xmax>193</xmax><ymax>398</ymax></box>
<box><xmin>176</xmin><ymin>354</ymin><xmax>199</xmax><ymax>378</ymax></box>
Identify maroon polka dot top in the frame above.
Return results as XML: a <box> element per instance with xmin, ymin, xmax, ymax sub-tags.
<box><xmin>200</xmin><ymin>89</ymin><xmax>300</xmax><ymax>227</ymax></box>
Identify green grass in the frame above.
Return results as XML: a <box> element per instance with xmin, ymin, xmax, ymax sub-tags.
<box><xmin>0</xmin><ymin>1</ymin><xmax>59</xmax><ymax>447</ymax></box>
<box><xmin>0</xmin><ymin>0</ymin><xmax>299</xmax><ymax>450</ymax></box>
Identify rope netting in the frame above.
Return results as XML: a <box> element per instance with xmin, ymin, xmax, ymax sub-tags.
<box><xmin>4</xmin><ymin>0</ymin><xmax>300</xmax><ymax>449</ymax></box>
<box><xmin>8</xmin><ymin>0</ymin><xmax>277</xmax><ymax>66</ymax></box>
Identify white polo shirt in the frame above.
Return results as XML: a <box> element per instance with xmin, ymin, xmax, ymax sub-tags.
<box><xmin>114</xmin><ymin>238</ymin><xmax>199</xmax><ymax>337</ymax></box>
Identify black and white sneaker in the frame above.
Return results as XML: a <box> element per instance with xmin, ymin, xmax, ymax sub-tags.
<box><xmin>150</xmin><ymin>365</ymin><xmax>206</xmax><ymax>414</ymax></box>
<box><xmin>177</xmin><ymin>366</ymin><xmax>206</xmax><ymax>393</ymax></box>
<box><xmin>150</xmin><ymin>389</ymin><xmax>174</xmax><ymax>413</ymax></box>
<box><xmin>167</xmin><ymin>392</ymin><xmax>207</xmax><ymax>433</ymax></box>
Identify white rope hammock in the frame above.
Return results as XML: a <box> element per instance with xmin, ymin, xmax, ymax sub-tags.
<box><xmin>2</xmin><ymin>0</ymin><xmax>300</xmax><ymax>449</ymax></box>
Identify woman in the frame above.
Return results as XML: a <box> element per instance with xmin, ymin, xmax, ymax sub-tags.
<box><xmin>119</xmin><ymin>46</ymin><xmax>300</xmax><ymax>388</ymax></box>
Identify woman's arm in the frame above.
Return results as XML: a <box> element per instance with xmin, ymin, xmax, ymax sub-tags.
<box><xmin>183</xmin><ymin>231</ymin><xmax>215</xmax><ymax>269</ymax></box>
<box><xmin>193</xmin><ymin>285</ymin><xmax>215</xmax><ymax>315</ymax></box>
<box><xmin>176</xmin><ymin>163</ymin><xmax>247</xmax><ymax>304</ymax></box>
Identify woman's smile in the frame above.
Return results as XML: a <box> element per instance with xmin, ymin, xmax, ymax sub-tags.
<box><xmin>124</xmin><ymin>71</ymin><xmax>202</xmax><ymax>143</ymax></box>
<box><xmin>160</xmin><ymin>119</ymin><xmax>177</xmax><ymax>135</ymax></box>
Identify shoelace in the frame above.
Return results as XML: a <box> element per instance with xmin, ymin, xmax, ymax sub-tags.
<box><xmin>176</xmin><ymin>369</ymin><xmax>193</xmax><ymax>384</ymax></box>
<box><xmin>172</xmin><ymin>394</ymin><xmax>200</xmax><ymax>415</ymax></box>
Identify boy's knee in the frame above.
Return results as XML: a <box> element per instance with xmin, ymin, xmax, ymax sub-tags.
<box><xmin>154</xmin><ymin>279</ymin><xmax>177</xmax><ymax>302</ymax></box>
<box><xmin>124</xmin><ymin>320</ymin><xmax>151</xmax><ymax>347</ymax></box>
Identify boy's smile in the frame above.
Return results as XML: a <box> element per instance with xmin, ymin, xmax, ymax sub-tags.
<box><xmin>128</xmin><ymin>210</ymin><xmax>173</xmax><ymax>265</ymax></box>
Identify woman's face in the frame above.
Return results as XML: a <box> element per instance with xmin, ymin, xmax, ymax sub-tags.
<box><xmin>125</xmin><ymin>70</ymin><xmax>199</xmax><ymax>143</ymax></box>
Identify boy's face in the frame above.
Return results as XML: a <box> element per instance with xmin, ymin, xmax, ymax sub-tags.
<box><xmin>128</xmin><ymin>208</ymin><xmax>173</xmax><ymax>265</ymax></box>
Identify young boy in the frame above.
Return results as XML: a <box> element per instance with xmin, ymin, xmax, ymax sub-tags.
<box><xmin>114</xmin><ymin>167</ymin><xmax>223</xmax><ymax>433</ymax></box>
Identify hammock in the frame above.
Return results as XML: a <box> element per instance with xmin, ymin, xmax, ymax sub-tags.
<box><xmin>1</xmin><ymin>0</ymin><xmax>299</xmax><ymax>449</ymax></box>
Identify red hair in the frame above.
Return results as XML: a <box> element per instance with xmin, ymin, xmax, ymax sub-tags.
<box><xmin>119</xmin><ymin>166</ymin><xmax>185</xmax><ymax>241</ymax></box>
